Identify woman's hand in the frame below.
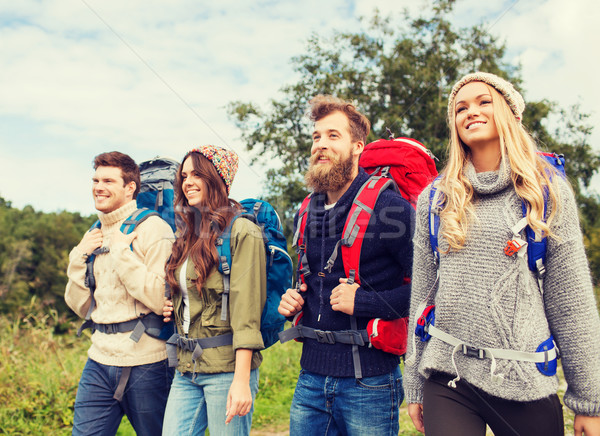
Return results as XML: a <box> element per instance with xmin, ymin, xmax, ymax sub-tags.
<box><xmin>408</xmin><ymin>403</ymin><xmax>425</xmax><ymax>434</ymax></box>
<box><xmin>574</xmin><ymin>414</ymin><xmax>600</xmax><ymax>436</ymax></box>
<box><xmin>225</xmin><ymin>378</ymin><xmax>253</xmax><ymax>424</ymax></box>
<box><xmin>163</xmin><ymin>298</ymin><xmax>173</xmax><ymax>322</ymax></box>
<box><xmin>225</xmin><ymin>348</ymin><xmax>254</xmax><ymax>424</ymax></box>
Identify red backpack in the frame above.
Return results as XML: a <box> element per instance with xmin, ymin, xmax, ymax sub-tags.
<box><xmin>359</xmin><ymin>136</ymin><xmax>438</xmax><ymax>208</ymax></box>
<box><xmin>279</xmin><ymin>136</ymin><xmax>437</xmax><ymax>374</ymax></box>
<box><xmin>357</xmin><ymin>137</ymin><xmax>437</xmax><ymax>355</ymax></box>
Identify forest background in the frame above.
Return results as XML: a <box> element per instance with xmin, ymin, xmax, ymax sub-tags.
<box><xmin>1</xmin><ymin>1</ymin><xmax>599</xmax><ymax>434</ymax></box>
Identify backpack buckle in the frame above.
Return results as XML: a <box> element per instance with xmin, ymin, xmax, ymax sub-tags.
<box><xmin>462</xmin><ymin>344</ymin><xmax>486</xmax><ymax>359</ymax></box>
<box><xmin>105</xmin><ymin>323</ymin><xmax>119</xmax><ymax>334</ymax></box>
<box><xmin>504</xmin><ymin>239</ymin><xmax>524</xmax><ymax>256</ymax></box>
<box><xmin>314</xmin><ymin>329</ymin><xmax>335</xmax><ymax>344</ymax></box>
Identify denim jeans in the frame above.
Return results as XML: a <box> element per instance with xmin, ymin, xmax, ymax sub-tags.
<box><xmin>289</xmin><ymin>367</ymin><xmax>403</xmax><ymax>436</ymax></box>
<box><xmin>162</xmin><ymin>369</ymin><xmax>259</xmax><ymax>436</ymax></box>
<box><xmin>72</xmin><ymin>358</ymin><xmax>174</xmax><ymax>436</ymax></box>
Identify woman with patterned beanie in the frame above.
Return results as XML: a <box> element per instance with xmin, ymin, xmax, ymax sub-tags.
<box><xmin>162</xmin><ymin>146</ymin><xmax>266</xmax><ymax>436</ymax></box>
<box><xmin>404</xmin><ymin>72</ymin><xmax>600</xmax><ymax>435</ymax></box>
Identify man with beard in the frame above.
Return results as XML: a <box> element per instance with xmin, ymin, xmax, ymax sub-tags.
<box><xmin>278</xmin><ymin>95</ymin><xmax>414</xmax><ymax>435</ymax></box>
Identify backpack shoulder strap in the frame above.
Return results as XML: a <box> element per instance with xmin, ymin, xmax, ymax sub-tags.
<box><xmin>522</xmin><ymin>200</ymin><xmax>547</xmax><ymax>279</ymax></box>
<box><xmin>522</xmin><ymin>152</ymin><xmax>566</xmax><ymax>284</ymax></box>
<box><xmin>215</xmin><ymin>213</ymin><xmax>243</xmax><ymax>321</ymax></box>
<box><xmin>80</xmin><ymin>219</ymin><xmax>104</xmax><ymax>329</ymax></box>
<box><xmin>83</xmin><ymin>219</ymin><xmax>106</xmax><ymax>292</ymax></box>
<box><xmin>293</xmin><ymin>194</ymin><xmax>313</xmax><ymax>286</ymax></box>
<box><xmin>90</xmin><ymin>220</ymin><xmax>102</xmax><ymax>231</ymax></box>
<box><xmin>293</xmin><ymin>195</ymin><xmax>312</xmax><ymax>248</ymax></box>
<box><xmin>120</xmin><ymin>208</ymin><xmax>160</xmax><ymax>235</ymax></box>
<box><xmin>428</xmin><ymin>176</ymin><xmax>444</xmax><ymax>265</ymax></box>
<box><xmin>334</xmin><ymin>175</ymin><xmax>395</xmax><ymax>285</ymax></box>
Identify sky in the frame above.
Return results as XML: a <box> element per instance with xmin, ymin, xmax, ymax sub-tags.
<box><xmin>0</xmin><ymin>0</ymin><xmax>598</xmax><ymax>216</ymax></box>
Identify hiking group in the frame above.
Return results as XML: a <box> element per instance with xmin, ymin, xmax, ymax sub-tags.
<box><xmin>65</xmin><ymin>72</ymin><xmax>600</xmax><ymax>436</ymax></box>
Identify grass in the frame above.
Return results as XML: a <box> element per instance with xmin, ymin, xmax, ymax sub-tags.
<box><xmin>0</xmin><ymin>304</ymin><xmax>595</xmax><ymax>435</ymax></box>
<box><xmin>253</xmin><ymin>338</ymin><xmax>302</xmax><ymax>432</ymax></box>
<box><xmin>0</xmin><ymin>308</ymin><xmax>84</xmax><ymax>435</ymax></box>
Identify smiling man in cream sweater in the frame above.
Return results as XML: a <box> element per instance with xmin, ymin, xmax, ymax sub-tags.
<box><xmin>65</xmin><ymin>151</ymin><xmax>174</xmax><ymax>436</ymax></box>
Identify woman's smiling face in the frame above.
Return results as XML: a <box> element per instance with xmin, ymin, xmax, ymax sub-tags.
<box><xmin>454</xmin><ymin>81</ymin><xmax>500</xmax><ymax>149</ymax></box>
<box><xmin>181</xmin><ymin>156</ymin><xmax>206</xmax><ymax>208</ymax></box>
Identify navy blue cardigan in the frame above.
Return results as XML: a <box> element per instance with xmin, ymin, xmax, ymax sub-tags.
<box><xmin>295</xmin><ymin>168</ymin><xmax>415</xmax><ymax>377</ymax></box>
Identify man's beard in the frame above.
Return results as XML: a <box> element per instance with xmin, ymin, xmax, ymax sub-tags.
<box><xmin>304</xmin><ymin>151</ymin><xmax>355</xmax><ymax>193</ymax></box>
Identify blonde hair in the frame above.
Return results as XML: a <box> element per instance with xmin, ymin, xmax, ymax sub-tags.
<box><xmin>438</xmin><ymin>83</ymin><xmax>561</xmax><ymax>251</ymax></box>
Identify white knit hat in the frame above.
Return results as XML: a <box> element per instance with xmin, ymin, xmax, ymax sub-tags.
<box><xmin>448</xmin><ymin>72</ymin><xmax>525</xmax><ymax>123</ymax></box>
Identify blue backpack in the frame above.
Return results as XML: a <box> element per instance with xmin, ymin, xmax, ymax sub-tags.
<box><xmin>429</xmin><ymin>152</ymin><xmax>566</xmax><ymax>281</ymax></box>
<box><xmin>216</xmin><ymin>199</ymin><xmax>293</xmax><ymax>348</ymax></box>
<box><xmin>137</xmin><ymin>157</ymin><xmax>179</xmax><ymax>232</ymax></box>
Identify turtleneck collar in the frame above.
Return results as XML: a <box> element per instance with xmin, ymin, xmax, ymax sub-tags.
<box><xmin>98</xmin><ymin>200</ymin><xmax>138</xmax><ymax>228</ymax></box>
<box><xmin>464</xmin><ymin>157</ymin><xmax>512</xmax><ymax>196</ymax></box>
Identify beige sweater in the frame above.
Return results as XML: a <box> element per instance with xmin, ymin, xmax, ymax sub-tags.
<box><xmin>65</xmin><ymin>200</ymin><xmax>174</xmax><ymax>366</ymax></box>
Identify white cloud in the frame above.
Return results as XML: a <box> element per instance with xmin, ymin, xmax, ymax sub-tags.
<box><xmin>0</xmin><ymin>0</ymin><xmax>599</xmax><ymax>215</ymax></box>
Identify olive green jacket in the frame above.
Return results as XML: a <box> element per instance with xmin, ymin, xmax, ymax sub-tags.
<box><xmin>173</xmin><ymin>218</ymin><xmax>266</xmax><ymax>374</ymax></box>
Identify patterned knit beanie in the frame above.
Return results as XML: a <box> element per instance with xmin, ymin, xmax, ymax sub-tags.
<box><xmin>188</xmin><ymin>145</ymin><xmax>239</xmax><ymax>193</ymax></box>
<box><xmin>448</xmin><ymin>72</ymin><xmax>525</xmax><ymax>123</ymax></box>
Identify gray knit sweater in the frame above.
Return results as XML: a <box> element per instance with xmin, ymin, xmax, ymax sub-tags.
<box><xmin>404</xmin><ymin>160</ymin><xmax>600</xmax><ymax>416</ymax></box>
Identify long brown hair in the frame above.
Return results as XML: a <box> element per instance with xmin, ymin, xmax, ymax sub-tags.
<box><xmin>166</xmin><ymin>151</ymin><xmax>241</xmax><ymax>295</ymax></box>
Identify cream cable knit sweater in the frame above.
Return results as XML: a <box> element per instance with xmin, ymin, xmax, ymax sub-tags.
<box><xmin>404</xmin><ymin>161</ymin><xmax>600</xmax><ymax>416</ymax></box>
<box><xmin>65</xmin><ymin>200</ymin><xmax>174</xmax><ymax>367</ymax></box>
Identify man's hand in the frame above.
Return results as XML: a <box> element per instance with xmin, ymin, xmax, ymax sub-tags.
<box><xmin>77</xmin><ymin>228</ymin><xmax>103</xmax><ymax>256</ymax></box>
<box><xmin>330</xmin><ymin>278</ymin><xmax>358</xmax><ymax>315</ymax></box>
<box><xmin>111</xmin><ymin>230</ymin><xmax>138</xmax><ymax>248</ymax></box>
<box><xmin>163</xmin><ymin>298</ymin><xmax>174</xmax><ymax>323</ymax></box>
<box><xmin>278</xmin><ymin>285</ymin><xmax>306</xmax><ymax>317</ymax></box>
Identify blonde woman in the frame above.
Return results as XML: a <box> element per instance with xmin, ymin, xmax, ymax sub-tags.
<box><xmin>404</xmin><ymin>72</ymin><xmax>600</xmax><ymax>436</ymax></box>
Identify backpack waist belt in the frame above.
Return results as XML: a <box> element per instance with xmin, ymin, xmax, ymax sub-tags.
<box><xmin>410</xmin><ymin>304</ymin><xmax>558</xmax><ymax>387</ymax></box>
<box><xmin>278</xmin><ymin>324</ymin><xmax>370</xmax><ymax>347</ymax></box>
<box><xmin>426</xmin><ymin>324</ymin><xmax>557</xmax><ymax>364</ymax></box>
<box><xmin>77</xmin><ymin>312</ymin><xmax>165</xmax><ymax>343</ymax></box>
<box><xmin>166</xmin><ymin>333</ymin><xmax>234</xmax><ymax>368</ymax></box>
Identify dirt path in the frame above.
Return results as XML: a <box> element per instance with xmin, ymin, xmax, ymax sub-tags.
<box><xmin>251</xmin><ymin>430</ymin><xmax>288</xmax><ymax>436</ymax></box>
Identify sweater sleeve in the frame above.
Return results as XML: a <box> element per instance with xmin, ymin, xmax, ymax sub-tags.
<box><xmin>353</xmin><ymin>193</ymin><xmax>415</xmax><ymax>319</ymax></box>
<box><xmin>109</xmin><ymin>216</ymin><xmax>174</xmax><ymax>315</ymax></box>
<box><xmin>403</xmin><ymin>185</ymin><xmax>439</xmax><ymax>405</ymax></box>
<box><xmin>229</xmin><ymin>218</ymin><xmax>266</xmax><ymax>351</ymax></box>
<box><xmin>543</xmin><ymin>178</ymin><xmax>600</xmax><ymax>416</ymax></box>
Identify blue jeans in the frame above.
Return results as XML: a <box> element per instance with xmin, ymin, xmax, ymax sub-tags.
<box><xmin>289</xmin><ymin>367</ymin><xmax>403</xmax><ymax>436</ymax></box>
<box><xmin>162</xmin><ymin>369</ymin><xmax>259</xmax><ymax>436</ymax></box>
<box><xmin>72</xmin><ymin>358</ymin><xmax>174</xmax><ymax>436</ymax></box>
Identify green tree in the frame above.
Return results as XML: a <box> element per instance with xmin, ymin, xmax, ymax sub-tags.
<box><xmin>0</xmin><ymin>197</ymin><xmax>95</xmax><ymax>316</ymax></box>
<box><xmin>228</xmin><ymin>3</ymin><xmax>600</xmax><ymax>281</ymax></box>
